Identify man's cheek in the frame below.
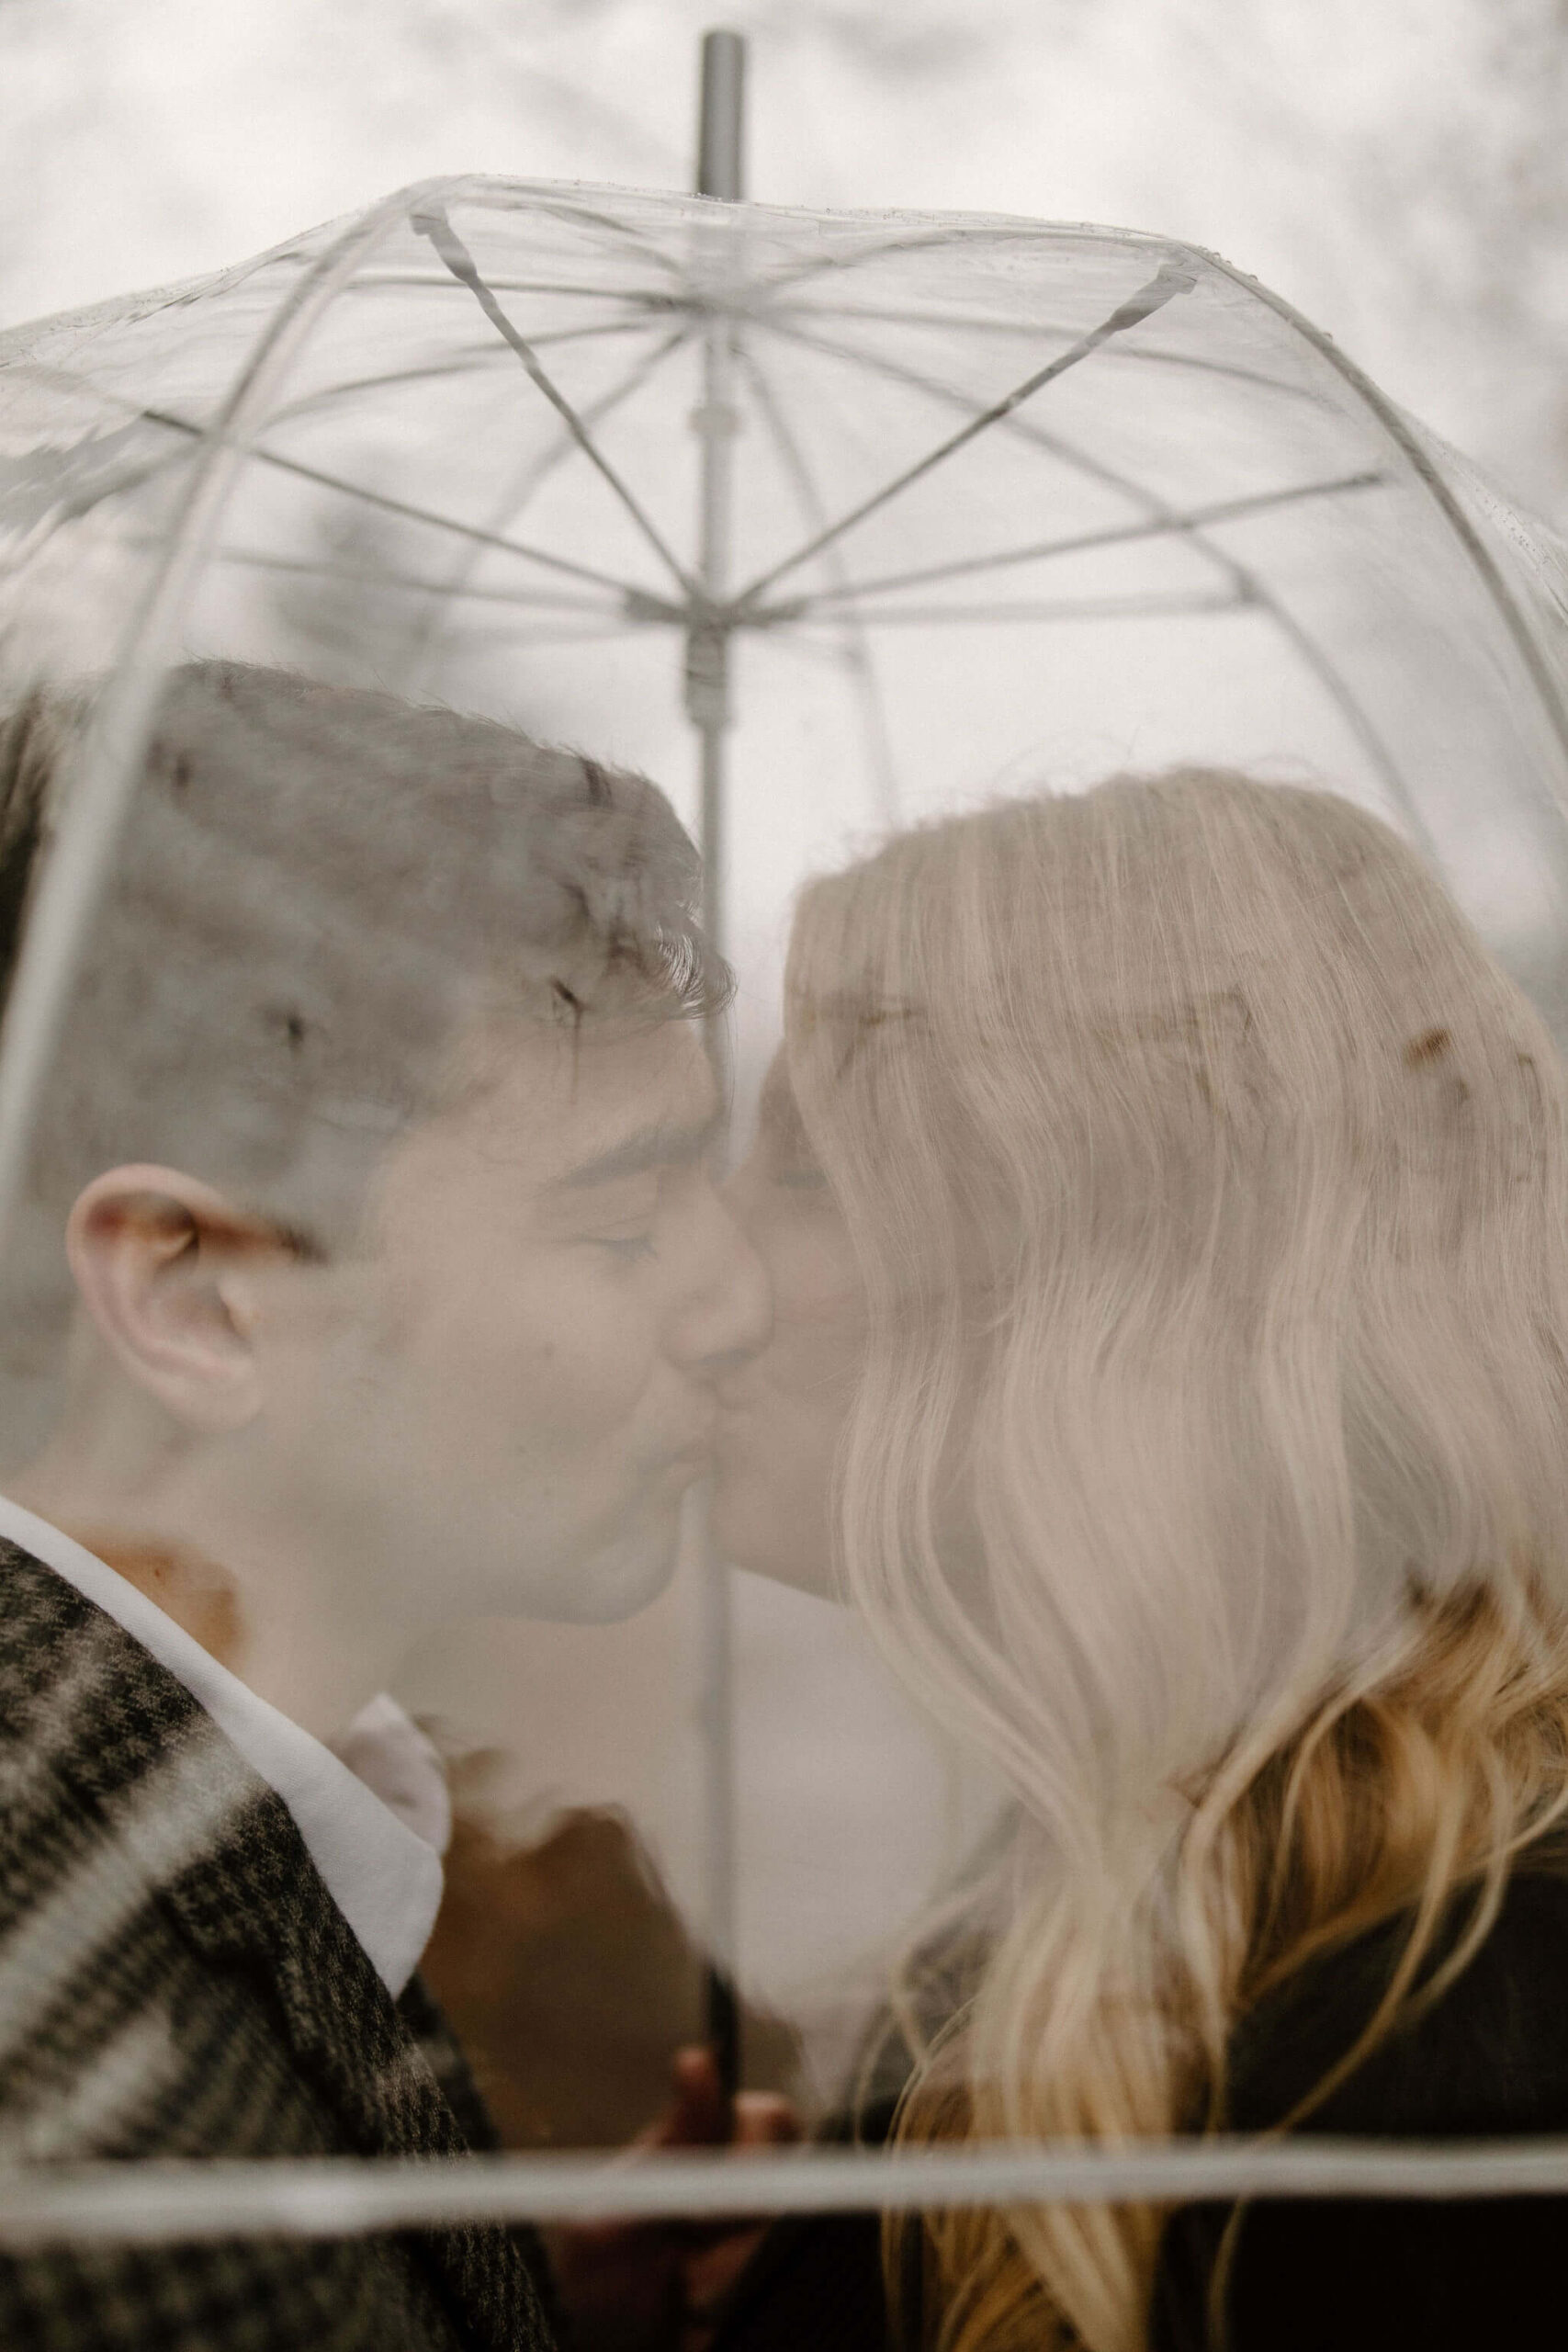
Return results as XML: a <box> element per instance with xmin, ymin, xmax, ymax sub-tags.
<box><xmin>456</xmin><ymin>1267</ymin><xmax>595</xmax><ymax>1378</ymax></box>
<box><xmin>518</xmin><ymin>1317</ymin><xmax>659</xmax><ymax>1435</ymax></box>
<box><xmin>551</xmin><ymin>1352</ymin><xmax>655</xmax><ymax>1442</ymax></box>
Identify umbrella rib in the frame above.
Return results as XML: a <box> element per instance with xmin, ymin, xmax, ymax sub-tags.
<box><xmin>718</xmin><ymin>291</ymin><xmax>1426</xmax><ymax>851</ymax></box>
<box><xmin>730</xmin><ymin>259</ymin><xmax>1200</xmax><ymax>606</ymax></box>
<box><xmin>832</xmin><ymin>590</ymin><xmax>1247</xmax><ymax>626</ymax></box>
<box><xmin>766</xmin><ymin>299</ymin><xmax>1313</xmax><ymax>400</ymax></box>
<box><xmin>130</xmin><ymin>402</ymin><xmax>665</xmax><ymax>601</ymax></box>
<box><xmin>240</xmin><ymin>448</ymin><xmax>649</xmax><ymax>598</ymax></box>
<box><xmin>499</xmin><ymin>315</ymin><xmax>673</xmax><ymax>347</ymax></box>
<box><xmin>744</xmin><ymin>315</ymin><xmax>1432</xmax><ymax>841</ymax></box>
<box><xmin>747</xmin><ymin>360</ymin><xmax>1423</xmax><ymax>837</ymax></box>
<box><xmin>345</xmin><ymin>275</ymin><xmax>677</xmax><ymax>303</ymax></box>
<box><xmin>733</xmin><ymin>341</ymin><xmax>900</xmax><ymax>823</ymax></box>
<box><xmin>43</xmin><ymin>443</ymin><xmax>198</xmax><ymax>529</ymax></box>
<box><xmin>750</xmin><ymin>297</ymin><xmax>1420</xmax><ymax>824</ymax></box>
<box><xmin>262</xmin><ymin>320</ymin><xmax>665</xmax><ymax>429</ymax></box>
<box><xmin>182</xmin><ymin>544</ymin><xmax>628</xmax><ymax>616</ymax></box>
<box><xmin>405</xmin><ymin>187</ymin><xmax>687</xmax><ymax>278</ymax></box>
<box><xmin>744</xmin><ymin>316</ymin><xmax>1251</xmax><ymax>595</ymax></box>
<box><xmin>457</xmin><ymin>622</ymin><xmax>649</xmax><ymax>646</ymax></box>
<box><xmin>735</xmin><ymin>326</ymin><xmax>1429</xmax><ymax>845</ymax></box>
<box><xmin>753</xmin><ymin>473</ymin><xmax>1386</xmax><ymax>614</ymax></box>
<box><xmin>7</xmin><ymin>361</ymin><xmax>671</xmax><ymax>605</ymax></box>
<box><xmin>525</xmin><ymin>194</ymin><xmax>687</xmax><ymax>275</ymax></box>
<box><xmin>424</xmin><ymin>325</ymin><xmax>689</xmax><ymax>603</ymax></box>
<box><xmin>412</xmin><ymin>204</ymin><xmax>697</xmax><ymax>598</ymax></box>
<box><xmin>260</xmin><ymin>347</ymin><xmax>522</xmax><ymax>431</ymax></box>
<box><xmin>746</xmin><ymin>230</ymin><xmax>964</xmax><ymax>302</ymax></box>
<box><xmin>401</xmin><ymin>322</ymin><xmax>692</xmax><ymax>682</ymax></box>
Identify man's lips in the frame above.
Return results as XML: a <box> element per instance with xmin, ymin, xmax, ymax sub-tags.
<box><xmin>708</xmin><ymin>1393</ymin><xmax>765</xmax><ymax>1464</ymax></box>
<box><xmin>713</xmin><ymin>1376</ymin><xmax>765</xmax><ymax>1415</ymax></box>
<box><xmin>665</xmin><ymin>1415</ymin><xmax>719</xmax><ymax>1470</ymax></box>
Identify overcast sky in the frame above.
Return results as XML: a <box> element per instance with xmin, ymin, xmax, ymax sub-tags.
<box><xmin>1</xmin><ymin>0</ymin><xmax>1564</xmax><ymax>515</ymax></box>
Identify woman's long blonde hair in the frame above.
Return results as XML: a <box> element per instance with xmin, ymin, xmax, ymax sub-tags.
<box><xmin>784</xmin><ymin>773</ymin><xmax>1568</xmax><ymax>2352</ymax></box>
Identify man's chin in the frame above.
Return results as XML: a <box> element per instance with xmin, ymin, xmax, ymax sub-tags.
<box><xmin>535</xmin><ymin>1515</ymin><xmax>683</xmax><ymax>1625</ymax></box>
<box><xmin>706</xmin><ymin>1471</ymin><xmax>776</xmax><ymax>1579</ymax></box>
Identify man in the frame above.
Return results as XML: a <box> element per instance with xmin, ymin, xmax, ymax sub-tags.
<box><xmin>0</xmin><ymin>662</ymin><xmax>770</xmax><ymax>2348</ymax></box>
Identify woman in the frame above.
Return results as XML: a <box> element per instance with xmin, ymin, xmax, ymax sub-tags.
<box><xmin>711</xmin><ymin>770</ymin><xmax>1568</xmax><ymax>2352</ymax></box>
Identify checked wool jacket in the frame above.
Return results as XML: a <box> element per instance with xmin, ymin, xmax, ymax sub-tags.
<box><xmin>0</xmin><ymin>1538</ymin><xmax>558</xmax><ymax>2352</ymax></box>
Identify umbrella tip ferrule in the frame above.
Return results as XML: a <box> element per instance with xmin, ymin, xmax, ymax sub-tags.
<box><xmin>696</xmin><ymin>28</ymin><xmax>747</xmax><ymax>202</ymax></box>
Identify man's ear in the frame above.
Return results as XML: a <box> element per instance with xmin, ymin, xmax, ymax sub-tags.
<box><xmin>65</xmin><ymin>1165</ymin><xmax>298</xmax><ymax>1433</ymax></box>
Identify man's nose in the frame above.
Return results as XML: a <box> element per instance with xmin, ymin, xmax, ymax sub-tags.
<box><xmin>665</xmin><ymin>1187</ymin><xmax>773</xmax><ymax>1375</ymax></box>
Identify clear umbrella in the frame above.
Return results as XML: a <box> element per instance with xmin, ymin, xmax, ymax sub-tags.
<box><xmin>1</xmin><ymin>26</ymin><xmax>1567</xmax><ymax>2312</ymax></box>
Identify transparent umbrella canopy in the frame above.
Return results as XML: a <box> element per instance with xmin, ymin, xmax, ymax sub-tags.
<box><xmin>2</xmin><ymin>145</ymin><xmax>1568</xmax><ymax>2280</ymax></box>
<box><xmin>2</xmin><ymin>173</ymin><xmax>1566</xmax><ymax>1104</ymax></box>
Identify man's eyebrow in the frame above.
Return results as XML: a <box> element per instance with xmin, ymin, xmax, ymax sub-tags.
<box><xmin>558</xmin><ymin>1109</ymin><xmax>723</xmax><ymax>1190</ymax></box>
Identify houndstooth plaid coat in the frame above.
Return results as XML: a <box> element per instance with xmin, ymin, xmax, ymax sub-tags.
<box><xmin>0</xmin><ymin>1540</ymin><xmax>558</xmax><ymax>2351</ymax></box>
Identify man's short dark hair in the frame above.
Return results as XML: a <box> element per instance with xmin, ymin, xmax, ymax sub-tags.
<box><xmin>0</xmin><ymin>662</ymin><xmax>726</xmax><ymax>1444</ymax></box>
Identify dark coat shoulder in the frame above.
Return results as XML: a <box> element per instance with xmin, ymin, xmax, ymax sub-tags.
<box><xmin>710</xmin><ymin>1868</ymin><xmax>1568</xmax><ymax>2352</ymax></box>
<box><xmin>0</xmin><ymin>1540</ymin><xmax>554</xmax><ymax>2352</ymax></box>
<box><xmin>1152</xmin><ymin>1862</ymin><xmax>1568</xmax><ymax>2352</ymax></box>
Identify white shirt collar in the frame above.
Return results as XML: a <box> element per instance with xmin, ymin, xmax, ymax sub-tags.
<box><xmin>0</xmin><ymin>1491</ymin><xmax>446</xmax><ymax>1999</ymax></box>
